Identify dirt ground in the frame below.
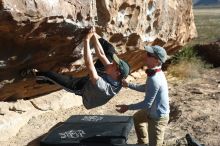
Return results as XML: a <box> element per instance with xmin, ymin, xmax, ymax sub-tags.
<box><xmin>0</xmin><ymin>68</ymin><xmax>220</xmax><ymax>146</ymax></box>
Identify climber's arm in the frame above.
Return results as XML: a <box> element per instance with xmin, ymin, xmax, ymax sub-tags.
<box><xmin>92</xmin><ymin>33</ymin><xmax>111</xmax><ymax>66</ymax></box>
<box><xmin>84</xmin><ymin>30</ymin><xmax>99</xmax><ymax>84</ymax></box>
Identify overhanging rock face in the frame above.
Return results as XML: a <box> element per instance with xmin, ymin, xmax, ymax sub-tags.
<box><xmin>0</xmin><ymin>0</ymin><xmax>197</xmax><ymax>101</ymax></box>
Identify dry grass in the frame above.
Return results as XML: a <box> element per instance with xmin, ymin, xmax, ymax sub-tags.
<box><xmin>167</xmin><ymin>46</ymin><xmax>211</xmax><ymax>79</ymax></box>
<box><xmin>168</xmin><ymin>58</ymin><xmax>206</xmax><ymax>79</ymax></box>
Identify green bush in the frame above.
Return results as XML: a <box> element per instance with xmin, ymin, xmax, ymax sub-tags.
<box><xmin>171</xmin><ymin>46</ymin><xmax>198</xmax><ymax>64</ymax></box>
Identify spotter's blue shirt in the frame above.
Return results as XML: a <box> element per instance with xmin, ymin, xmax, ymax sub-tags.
<box><xmin>128</xmin><ymin>68</ymin><xmax>170</xmax><ymax>119</ymax></box>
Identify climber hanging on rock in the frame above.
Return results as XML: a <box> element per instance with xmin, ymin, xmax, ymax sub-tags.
<box><xmin>21</xmin><ymin>27</ymin><xmax>130</xmax><ymax>109</ymax></box>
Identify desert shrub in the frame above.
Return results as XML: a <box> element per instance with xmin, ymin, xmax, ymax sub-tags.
<box><xmin>168</xmin><ymin>46</ymin><xmax>212</xmax><ymax>79</ymax></box>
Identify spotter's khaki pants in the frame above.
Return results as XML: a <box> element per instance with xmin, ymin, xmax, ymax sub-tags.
<box><xmin>133</xmin><ymin>109</ymin><xmax>169</xmax><ymax>146</ymax></box>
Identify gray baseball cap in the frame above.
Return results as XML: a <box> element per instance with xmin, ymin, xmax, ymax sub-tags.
<box><xmin>144</xmin><ymin>45</ymin><xmax>167</xmax><ymax>63</ymax></box>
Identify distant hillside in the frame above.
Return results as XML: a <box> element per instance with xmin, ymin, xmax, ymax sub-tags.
<box><xmin>193</xmin><ymin>0</ymin><xmax>220</xmax><ymax>7</ymax></box>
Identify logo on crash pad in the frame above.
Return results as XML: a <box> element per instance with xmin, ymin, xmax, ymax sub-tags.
<box><xmin>81</xmin><ymin>116</ymin><xmax>103</xmax><ymax>122</ymax></box>
<box><xmin>59</xmin><ymin>129</ymin><xmax>86</xmax><ymax>139</ymax></box>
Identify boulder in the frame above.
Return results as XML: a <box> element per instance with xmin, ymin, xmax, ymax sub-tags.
<box><xmin>0</xmin><ymin>90</ymin><xmax>82</xmax><ymax>141</ymax></box>
<box><xmin>0</xmin><ymin>0</ymin><xmax>197</xmax><ymax>101</ymax></box>
<box><xmin>194</xmin><ymin>40</ymin><xmax>220</xmax><ymax>67</ymax></box>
